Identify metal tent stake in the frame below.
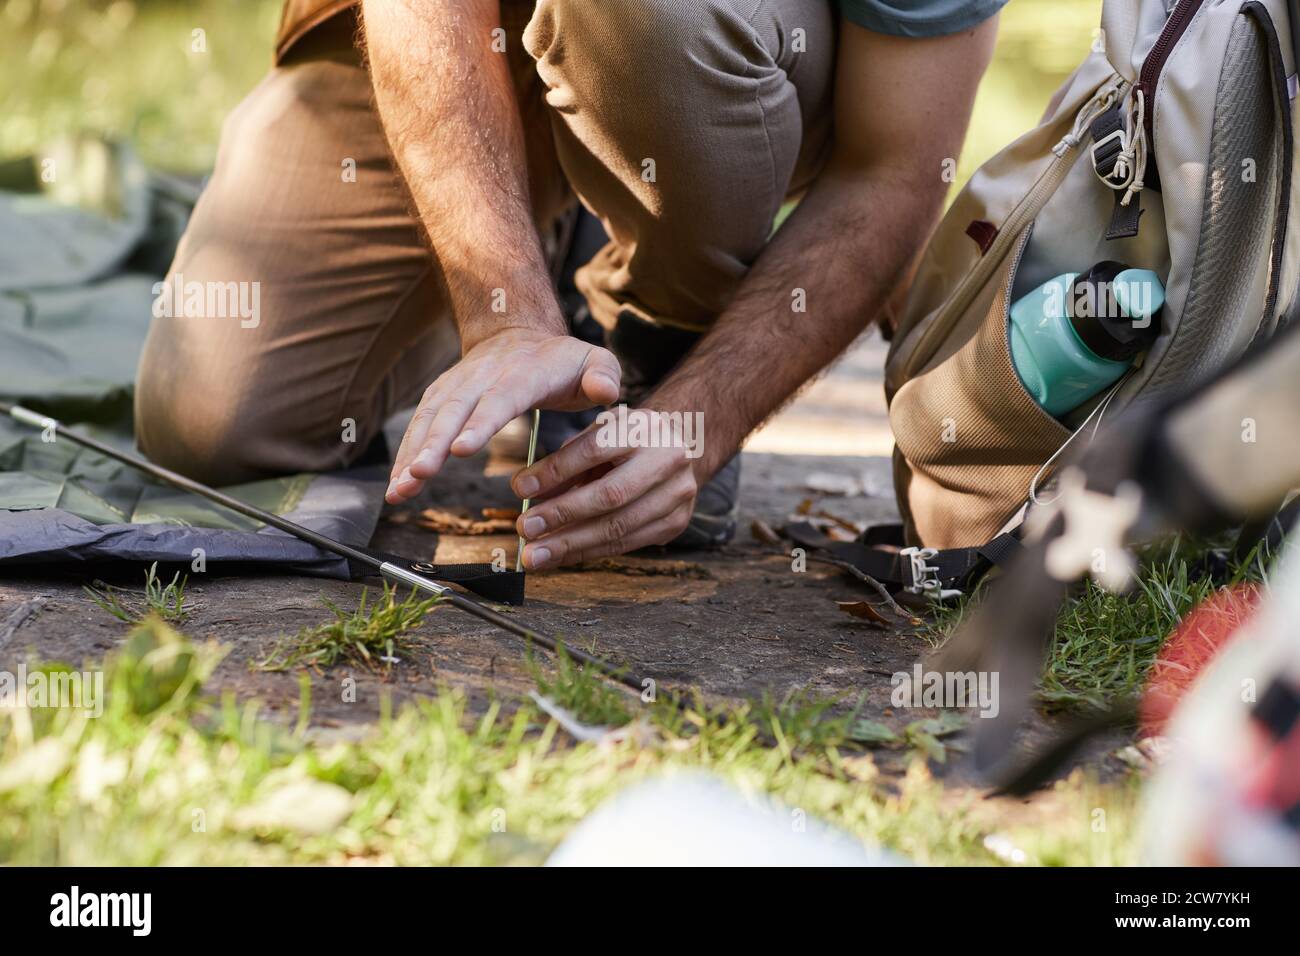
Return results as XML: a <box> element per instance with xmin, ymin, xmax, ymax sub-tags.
<box><xmin>1</xmin><ymin>402</ymin><xmax>650</xmax><ymax>695</ymax></box>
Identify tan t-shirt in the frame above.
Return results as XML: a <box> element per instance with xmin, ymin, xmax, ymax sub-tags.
<box><xmin>275</xmin><ymin>0</ymin><xmax>356</xmax><ymax>62</ymax></box>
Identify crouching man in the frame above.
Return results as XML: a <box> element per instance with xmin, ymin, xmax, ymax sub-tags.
<box><xmin>135</xmin><ymin>0</ymin><xmax>1001</xmax><ymax>569</ymax></box>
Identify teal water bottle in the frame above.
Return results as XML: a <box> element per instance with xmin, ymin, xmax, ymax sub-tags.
<box><xmin>1009</xmin><ymin>261</ymin><xmax>1164</xmax><ymax>417</ymax></box>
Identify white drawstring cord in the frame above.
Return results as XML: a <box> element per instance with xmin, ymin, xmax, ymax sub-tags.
<box><xmin>1113</xmin><ymin>87</ymin><xmax>1148</xmax><ymax>207</ymax></box>
<box><xmin>1027</xmin><ymin>377</ymin><xmax>1127</xmax><ymax>506</ymax></box>
<box><xmin>1052</xmin><ymin>79</ymin><xmax>1124</xmax><ymax>157</ymax></box>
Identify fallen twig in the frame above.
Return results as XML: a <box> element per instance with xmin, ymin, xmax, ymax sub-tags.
<box><xmin>0</xmin><ymin>595</ymin><xmax>49</xmax><ymax>650</ymax></box>
<box><xmin>807</xmin><ymin>555</ymin><xmax>917</xmax><ymax>623</ymax></box>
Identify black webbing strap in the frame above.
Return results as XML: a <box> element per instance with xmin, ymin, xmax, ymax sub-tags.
<box><xmin>1089</xmin><ymin>107</ymin><xmax>1145</xmax><ymax>240</ymax></box>
<box><xmin>785</xmin><ymin>521</ymin><xmax>1022</xmax><ymax>598</ymax></box>
<box><xmin>978</xmin><ymin>531</ymin><xmax>1023</xmax><ymax>568</ymax></box>
<box><xmin>349</xmin><ymin>547</ymin><xmax>526</xmax><ymax>605</ymax></box>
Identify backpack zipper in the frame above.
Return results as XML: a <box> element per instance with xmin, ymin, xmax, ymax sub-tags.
<box><xmin>900</xmin><ymin>78</ymin><xmax>1128</xmax><ymax>379</ymax></box>
<box><xmin>1094</xmin><ymin>0</ymin><xmax>1206</xmax><ymax>227</ymax></box>
<box><xmin>1136</xmin><ymin>0</ymin><xmax>1207</xmax><ymax>146</ymax></box>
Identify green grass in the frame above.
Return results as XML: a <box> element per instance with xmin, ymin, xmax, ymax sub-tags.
<box><xmin>29</xmin><ymin>526</ymin><xmax>1242</xmax><ymax>869</ymax></box>
<box><xmin>850</xmin><ymin>711</ymin><xmax>970</xmax><ymax>764</ymax></box>
<box><xmin>85</xmin><ymin>561</ymin><xmax>191</xmax><ymax>624</ymax></box>
<box><xmin>0</xmin><ymin>613</ymin><xmax>1140</xmax><ymax>866</ymax></box>
<box><xmin>926</xmin><ymin>536</ymin><xmax>1274</xmax><ymax>711</ymax></box>
<box><xmin>527</xmin><ymin>643</ymin><xmax>637</xmax><ymax>729</ymax></box>
<box><xmin>253</xmin><ymin>584</ymin><xmax>442</xmax><ymax>673</ymax></box>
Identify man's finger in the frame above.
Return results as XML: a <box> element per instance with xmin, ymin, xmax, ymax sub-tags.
<box><xmin>512</xmin><ymin>426</ymin><xmax>622</xmax><ymax>499</ymax></box>
<box><xmin>389</xmin><ymin>379</ymin><xmax>487</xmax><ymax>503</ymax></box>
<box><xmin>408</xmin><ymin>396</ymin><xmax>475</xmax><ymax>479</ymax></box>
<box><xmin>524</xmin><ymin>501</ymin><xmax>693</xmax><ymax>570</ymax></box>
<box><xmin>389</xmin><ymin>374</ymin><xmax>461</xmax><ymax>488</ymax></box>
<box><xmin>390</xmin><ymin>401</ymin><xmax>438</xmax><ymax>484</ymax></box>
<box><xmin>522</xmin><ymin>477</ymin><xmax>694</xmax><ymax>568</ymax></box>
<box><xmin>388</xmin><ymin>420</ymin><xmax>438</xmax><ymax>503</ymax></box>
<box><xmin>578</xmin><ymin>346</ymin><xmax>621</xmax><ymax>406</ymax></box>
<box><xmin>449</xmin><ymin>381</ymin><xmax>533</xmax><ymax>458</ymax></box>
<box><xmin>523</xmin><ymin>468</ymin><xmax>592</xmax><ymax>506</ymax></box>
<box><xmin>517</xmin><ymin>453</ymin><xmax>678</xmax><ymax>540</ymax></box>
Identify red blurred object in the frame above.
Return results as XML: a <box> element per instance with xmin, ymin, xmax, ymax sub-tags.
<box><xmin>1243</xmin><ymin>719</ymin><xmax>1300</xmax><ymax>818</ymax></box>
<box><xmin>1140</xmin><ymin>582</ymin><xmax>1264</xmax><ymax>737</ymax></box>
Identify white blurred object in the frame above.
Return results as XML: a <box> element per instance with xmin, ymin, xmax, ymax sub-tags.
<box><xmin>546</xmin><ymin>774</ymin><xmax>902</xmax><ymax>867</ymax></box>
<box><xmin>1142</xmin><ymin>543</ymin><xmax>1300</xmax><ymax>865</ymax></box>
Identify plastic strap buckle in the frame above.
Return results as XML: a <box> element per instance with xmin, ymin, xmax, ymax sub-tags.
<box><xmin>899</xmin><ymin>547</ymin><xmax>962</xmax><ymax>600</ymax></box>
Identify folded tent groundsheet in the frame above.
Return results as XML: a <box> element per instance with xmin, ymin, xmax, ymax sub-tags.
<box><xmin>0</xmin><ymin>140</ymin><xmax>385</xmax><ymax>578</ymax></box>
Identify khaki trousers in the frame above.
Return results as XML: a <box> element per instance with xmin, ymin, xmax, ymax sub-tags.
<box><xmin>136</xmin><ymin>0</ymin><xmax>835</xmax><ymax>485</ymax></box>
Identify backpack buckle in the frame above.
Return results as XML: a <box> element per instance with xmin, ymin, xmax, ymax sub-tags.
<box><xmin>899</xmin><ymin>547</ymin><xmax>962</xmax><ymax>600</ymax></box>
<box><xmin>1091</xmin><ymin>127</ymin><xmax>1131</xmax><ymax>190</ymax></box>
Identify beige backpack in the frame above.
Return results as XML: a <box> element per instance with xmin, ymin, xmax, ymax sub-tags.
<box><xmin>886</xmin><ymin>0</ymin><xmax>1298</xmax><ymax>567</ymax></box>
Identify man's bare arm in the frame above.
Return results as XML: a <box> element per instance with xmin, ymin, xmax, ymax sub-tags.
<box><xmin>658</xmin><ymin>19</ymin><xmax>998</xmax><ymax>478</ymax></box>
<box><xmin>364</xmin><ymin>0</ymin><xmax>558</xmax><ymax>344</ymax></box>
<box><xmin>512</xmin><ymin>19</ymin><xmax>997</xmax><ymax>569</ymax></box>
<box><xmin>364</xmin><ymin>0</ymin><xmax>620</xmax><ymax>501</ymax></box>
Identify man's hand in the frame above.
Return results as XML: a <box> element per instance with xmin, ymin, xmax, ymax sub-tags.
<box><xmin>367</xmin><ymin>0</ymin><xmax>603</xmax><ymax>501</ymax></box>
<box><xmin>386</xmin><ymin>329</ymin><xmax>620</xmax><ymax>502</ymax></box>
<box><xmin>505</xmin><ymin>19</ymin><xmax>997</xmax><ymax>567</ymax></box>
<box><xmin>511</xmin><ymin>403</ymin><xmax>703</xmax><ymax>570</ymax></box>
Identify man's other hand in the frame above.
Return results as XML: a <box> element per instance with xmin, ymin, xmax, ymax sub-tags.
<box><xmin>386</xmin><ymin>329</ymin><xmax>621</xmax><ymax>503</ymax></box>
<box><xmin>509</xmin><ymin>405</ymin><xmax>702</xmax><ymax>570</ymax></box>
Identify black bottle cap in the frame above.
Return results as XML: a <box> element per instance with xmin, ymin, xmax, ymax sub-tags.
<box><xmin>1067</xmin><ymin>261</ymin><xmax>1162</xmax><ymax>361</ymax></box>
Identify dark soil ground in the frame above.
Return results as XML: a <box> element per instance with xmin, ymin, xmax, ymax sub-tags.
<box><xmin>0</xmin><ymin>336</ymin><xmax>1123</xmax><ymax>778</ymax></box>
<box><xmin>0</xmin><ymin>450</ymin><xmax>907</xmax><ymax>716</ymax></box>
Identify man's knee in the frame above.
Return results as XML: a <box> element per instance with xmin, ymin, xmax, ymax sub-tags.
<box><xmin>132</xmin><ymin>47</ymin><xmax>411</xmax><ymax>487</ymax></box>
<box><xmin>528</xmin><ymin>0</ymin><xmax>754</xmax><ymax>89</ymax></box>
<box><xmin>530</xmin><ymin>0</ymin><xmax>833</xmax><ymax>84</ymax></box>
<box><xmin>528</xmin><ymin>0</ymin><xmax>834</xmax><ymax>326</ymax></box>
<box><xmin>136</xmin><ymin>344</ymin><xmax>267</xmax><ymax>486</ymax></box>
<box><xmin>135</xmin><ymin>316</ymin><xmax>354</xmax><ymax>487</ymax></box>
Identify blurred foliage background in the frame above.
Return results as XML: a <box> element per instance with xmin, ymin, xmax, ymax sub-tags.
<box><xmin>1</xmin><ymin>0</ymin><xmax>1103</xmax><ymax>179</ymax></box>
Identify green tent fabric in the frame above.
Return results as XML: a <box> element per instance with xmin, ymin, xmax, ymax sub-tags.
<box><xmin>0</xmin><ymin>139</ymin><xmax>385</xmax><ymax>575</ymax></box>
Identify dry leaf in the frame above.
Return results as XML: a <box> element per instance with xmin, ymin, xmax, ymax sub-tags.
<box><xmin>749</xmin><ymin>518</ymin><xmax>781</xmax><ymax>545</ymax></box>
<box><xmin>813</xmin><ymin>508</ymin><xmax>862</xmax><ymax>535</ymax></box>
<box><xmin>410</xmin><ymin>508</ymin><xmax>517</xmax><ymax>535</ymax></box>
<box><xmin>836</xmin><ymin>600</ymin><xmax>890</xmax><ymax>626</ymax></box>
